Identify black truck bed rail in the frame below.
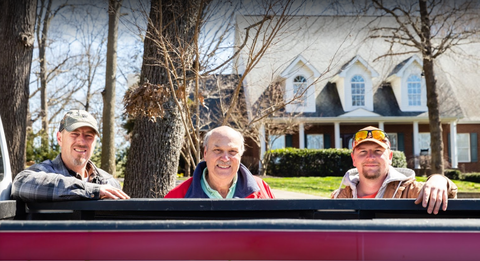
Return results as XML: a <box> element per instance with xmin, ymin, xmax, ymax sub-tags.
<box><xmin>15</xmin><ymin>198</ymin><xmax>480</xmax><ymax>220</ymax></box>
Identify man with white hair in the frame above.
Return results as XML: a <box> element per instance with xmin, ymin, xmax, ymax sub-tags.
<box><xmin>12</xmin><ymin>109</ymin><xmax>129</xmax><ymax>201</ymax></box>
<box><xmin>166</xmin><ymin>126</ymin><xmax>274</xmax><ymax>198</ymax></box>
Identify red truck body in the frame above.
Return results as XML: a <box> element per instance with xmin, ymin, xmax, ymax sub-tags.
<box><xmin>2</xmin><ymin>226</ymin><xmax>479</xmax><ymax>260</ymax></box>
<box><xmin>2</xmin><ymin>198</ymin><xmax>480</xmax><ymax>260</ymax></box>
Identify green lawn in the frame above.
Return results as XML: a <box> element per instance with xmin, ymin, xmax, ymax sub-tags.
<box><xmin>262</xmin><ymin>176</ymin><xmax>480</xmax><ymax>198</ymax></box>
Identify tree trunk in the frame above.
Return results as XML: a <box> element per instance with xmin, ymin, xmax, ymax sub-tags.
<box><xmin>101</xmin><ymin>0</ymin><xmax>122</xmax><ymax>175</ymax></box>
<box><xmin>0</xmin><ymin>0</ymin><xmax>37</xmax><ymax>177</ymax></box>
<box><xmin>423</xmin><ymin>59</ymin><xmax>443</xmax><ymax>174</ymax></box>
<box><xmin>123</xmin><ymin>0</ymin><xmax>201</xmax><ymax>197</ymax></box>
<box><xmin>419</xmin><ymin>0</ymin><xmax>443</xmax><ymax>175</ymax></box>
<box><xmin>38</xmin><ymin>0</ymin><xmax>52</xmax><ymax>150</ymax></box>
<box><xmin>124</xmin><ymin>116</ymin><xmax>184</xmax><ymax>197</ymax></box>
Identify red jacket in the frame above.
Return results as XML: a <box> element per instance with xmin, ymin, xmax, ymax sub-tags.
<box><xmin>165</xmin><ymin>161</ymin><xmax>275</xmax><ymax>199</ymax></box>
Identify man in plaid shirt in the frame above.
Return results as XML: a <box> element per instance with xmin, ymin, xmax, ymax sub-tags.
<box><xmin>12</xmin><ymin>110</ymin><xmax>129</xmax><ymax>201</ymax></box>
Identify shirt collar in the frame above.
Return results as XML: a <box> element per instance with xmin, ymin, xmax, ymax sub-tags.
<box><xmin>201</xmin><ymin>167</ymin><xmax>238</xmax><ymax>199</ymax></box>
<box><xmin>59</xmin><ymin>153</ymin><xmax>96</xmax><ymax>181</ymax></box>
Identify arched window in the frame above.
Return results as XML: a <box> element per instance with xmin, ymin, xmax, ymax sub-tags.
<box><xmin>293</xmin><ymin>75</ymin><xmax>307</xmax><ymax>106</ymax></box>
<box><xmin>407</xmin><ymin>74</ymin><xmax>422</xmax><ymax>106</ymax></box>
<box><xmin>351</xmin><ymin>75</ymin><xmax>365</xmax><ymax>106</ymax></box>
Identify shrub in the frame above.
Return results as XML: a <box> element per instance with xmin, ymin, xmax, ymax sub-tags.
<box><xmin>392</xmin><ymin>151</ymin><xmax>407</xmax><ymax>168</ymax></box>
<box><xmin>265</xmin><ymin>148</ymin><xmax>407</xmax><ymax>177</ymax></box>
<box><xmin>26</xmin><ymin>129</ymin><xmax>60</xmax><ymax>164</ymax></box>
<box><xmin>444</xmin><ymin>169</ymin><xmax>462</xmax><ymax>180</ymax></box>
<box><xmin>461</xmin><ymin>172</ymin><xmax>480</xmax><ymax>183</ymax></box>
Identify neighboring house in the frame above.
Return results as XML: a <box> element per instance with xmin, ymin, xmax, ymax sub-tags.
<box><xmin>234</xmin><ymin>15</ymin><xmax>480</xmax><ymax>173</ymax></box>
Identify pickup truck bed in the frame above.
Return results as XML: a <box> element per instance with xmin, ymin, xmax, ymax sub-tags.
<box><xmin>1</xmin><ymin>198</ymin><xmax>480</xmax><ymax>260</ymax></box>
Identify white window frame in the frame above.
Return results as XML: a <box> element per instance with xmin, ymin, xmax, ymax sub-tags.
<box><xmin>419</xmin><ymin>133</ymin><xmax>431</xmax><ymax>154</ymax></box>
<box><xmin>306</xmin><ymin>134</ymin><xmax>324</xmax><ymax>149</ymax></box>
<box><xmin>407</xmin><ymin>74</ymin><xmax>422</xmax><ymax>106</ymax></box>
<box><xmin>269</xmin><ymin>135</ymin><xmax>285</xmax><ymax>150</ymax></box>
<box><xmin>293</xmin><ymin>75</ymin><xmax>307</xmax><ymax>106</ymax></box>
<box><xmin>387</xmin><ymin>133</ymin><xmax>398</xmax><ymax>151</ymax></box>
<box><xmin>351</xmin><ymin>75</ymin><xmax>365</xmax><ymax>107</ymax></box>
<box><xmin>457</xmin><ymin>133</ymin><xmax>471</xmax><ymax>163</ymax></box>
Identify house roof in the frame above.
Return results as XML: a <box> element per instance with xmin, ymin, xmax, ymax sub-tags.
<box><xmin>254</xmin><ymin>81</ymin><xmax>428</xmax><ymax>119</ymax></box>
<box><xmin>387</xmin><ymin>55</ymin><xmax>424</xmax><ymax>81</ymax></box>
<box><xmin>436</xmin><ymin>43</ymin><xmax>480</xmax><ymax>123</ymax></box>
<box><xmin>388</xmin><ymin>56</ymin><xmax>411</xmax><ymax>77</ymax></box>
<box><xmin>194</xmin><ymin>74</ymin><xmax>246</xmax><ymax>131</ymax></box>
<box><xmin>235</xmin><ymin>15</ymin><xmax>476</xmax><ymax>123</ymax></box>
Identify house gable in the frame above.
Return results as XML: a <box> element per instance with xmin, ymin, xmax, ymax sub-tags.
<box><xmin>330</xmin><ymin>55</ymin><xmax>379</xmax><ymax>112</ymax></box>
<box><xmin>339</xmin><ymin>108</ymin><xmax>381</xmax><ymax>117</ymax></box>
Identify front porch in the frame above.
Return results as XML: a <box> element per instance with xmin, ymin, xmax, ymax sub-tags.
<box><xmin>251</xmin><ymin>119</ymin><xmax>479</xmax><ymax>174</ymax></box>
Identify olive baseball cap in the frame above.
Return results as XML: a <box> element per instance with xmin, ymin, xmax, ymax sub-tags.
<box><xmin>59</xmin><ymin>110</ymin><xmax>99</xmax><ymax>136</ymax></box>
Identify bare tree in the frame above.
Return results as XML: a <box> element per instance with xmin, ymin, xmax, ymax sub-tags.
<box><xmin>27</xmin><ymin>2</ymin><xmax>109</xmax><ymax>163</ymax></box>
<box><xmin>70</xmin><ymin>7</ymin><xmax>108</xmax><ymax>112</ymax></box>
<box><xmin>35</xmin><ymin>0</ymin><xmax>68</xmax><ymax>150</ymax></box>
<box><xmin>101</xmin><ymin>0</ymin><xmax>123</xmax><ymax>175</ymax></box>
<box><xmin>369</xmin><ymin>0</ymin><xmax>479</xmax><ymax>174</ymax></box>
<box><xmin>123</xmin><ymin>0</ymin><xmax>308</xmax><ymax>196</ymax></box>
<box><xmin>123</xmin><ymin>0</ymin><xmax>200</xmax><ymax>198</ymax></box>
<box><xmin>0</xmin><ymin>0</ymin><xmax>37</xmax><ymax>176</ymax></box>
<box><xmin>223</xmin><ymin>75</ymin><xmax>308</xmax><ymax>175</ymax></box>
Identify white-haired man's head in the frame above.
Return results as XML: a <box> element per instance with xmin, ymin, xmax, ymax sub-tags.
<box><xmin>203</xmin><ymin>126</ymin><xmax>244</xmax><ymax>183</ymax></box>
<box><xmin>203</xmin><ymin>126</ymin><xmax>245</xmax><ymax>156</ymax></box>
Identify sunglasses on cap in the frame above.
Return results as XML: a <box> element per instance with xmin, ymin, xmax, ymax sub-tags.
<box><xmin>353</xmin><ymin>129</ymin><xmax>389</xmax><ymax>143</ymax></box>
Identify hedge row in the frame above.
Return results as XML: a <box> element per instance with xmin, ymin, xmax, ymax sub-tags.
<box><xmin>265</xmin><ymin>148</ymin><xmax>407</xmax><ymax>177</ymax></box>
<box><xmin>444</xmin><ymin>169</ymin><xmax>480</xmax><ymax>182</ymax></box>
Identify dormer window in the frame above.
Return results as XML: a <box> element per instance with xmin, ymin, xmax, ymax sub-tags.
<box><xmin>407</xmin><ymin>74</ymin><xmax>422</xmax><ymax>106</ymax></box>
<box><xmin>281</xmin><ymin>55</ymin><xmax>321</xmax><ymax>113</ymax></box>
<box><xmin>293</xmin><ymin>75</ymin><xmax>307</xmax><ymax>106</ymax></box>
<box><xmin>387</xmin><ymin>55</ymin><xmax>427</xmax><ymax>112</ymax></box>
<box><xmin>329</xmin><ymin>55</ymin><xmax>378</xmax><ymax>112</ymax></box>
<box><xmin>351</xmin><ymin>75</ymin><xmax>365</xmax><ymax>106</ymax></box>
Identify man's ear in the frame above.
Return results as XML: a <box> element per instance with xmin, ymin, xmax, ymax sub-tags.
<box><xmin>388</xmin><ymin>150</ymin><xmax>393</xmax><ymax>164</ymax></box>
<box><xmin>56</xmin><ymin>131</ymin><xmax>62</xmax><ymax>146</ymax></box>
<box><xmin>351</xmin><ymin>152</ymin><xmax>356</xmax><ymax>167</ymax></box>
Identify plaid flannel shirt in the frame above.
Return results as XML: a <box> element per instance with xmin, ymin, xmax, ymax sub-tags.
<box><xmin>11</xmin><ymin>154</ymin><xmax>120</xmax><ymax>202</ymax></box>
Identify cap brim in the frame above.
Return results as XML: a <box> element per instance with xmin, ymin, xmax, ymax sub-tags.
<box><xmin>353</xmin><ymin>138</ymin><xmax>389</xmax><ymax>150</ymax></box>
<box><xmin>64</xmin><ymin>123</ymin><xmax>99</xmax><ymax>136</ymax></box>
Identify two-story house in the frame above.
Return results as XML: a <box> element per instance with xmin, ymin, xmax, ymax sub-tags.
<box><xmin>234</xmin><ymin>15</ymin><xmax>480</xmax><ymax>173</ymax></box>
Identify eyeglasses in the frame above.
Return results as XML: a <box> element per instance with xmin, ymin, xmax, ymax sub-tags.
<box><xmin>353</xmin><ymin>130</ymin><xmax>389</xmax><ymax>143</ymax></box>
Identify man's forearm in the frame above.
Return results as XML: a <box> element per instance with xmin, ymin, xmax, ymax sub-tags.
<box><xmin>11</xmin><ymin>170</ymin><xmax>100</xmax><ymax>201</ymax></box>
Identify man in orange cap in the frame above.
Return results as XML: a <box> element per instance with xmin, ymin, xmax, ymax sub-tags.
<box><xmin>331</xmin><ymin>126</ymin><xmax>457</xmax><ymax>215</ymax></box>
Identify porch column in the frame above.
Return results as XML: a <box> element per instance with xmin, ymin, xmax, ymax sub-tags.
<box><xmin>334</xmin><ymin>122</ymin><xmax>341</xmax><ymax>148</ymax></box>
<box><xmin>299</xmin><ymin>123</ymin><xmax>305</xmax><ymax>149</ymax></box>
<box><xmin>413</xmin><ymin>121</ymin><xmax>420</xmax><ymax>169</ymax></box>
<box><xmin>378</xmin><ymin>122</ymin><xmax>384</xmax><ymax>130</ymax></box>
<box><xmin>259</xmin><ymin>123</ymin><xmax>266</xmax><ymax>171</ymax></box>
<box><xmin>450</xmin><ymin>121</ymin><xmax>458</xmax><ymax>169</ymax></box>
